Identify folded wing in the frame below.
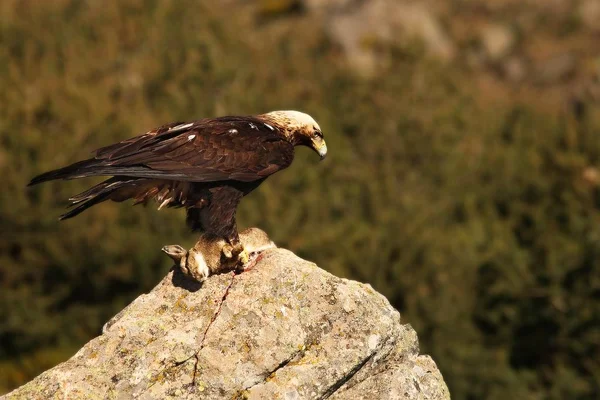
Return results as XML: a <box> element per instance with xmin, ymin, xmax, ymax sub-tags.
<box><xmin>29</xmin><ymin>116</ymin><xmax>295</xmax><ymax>185</ymax></box>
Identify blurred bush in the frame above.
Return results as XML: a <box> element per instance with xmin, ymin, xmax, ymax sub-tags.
<box><xmin>1</xmin><ymin>1</ymin><xmax>599</xmax><ymax>398</ymax></box>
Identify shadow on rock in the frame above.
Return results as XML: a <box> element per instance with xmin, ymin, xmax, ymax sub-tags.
<box><xmin>170</xmin><ymin>266</ymin><xmax>202</xmax><ymax>292</ymax></box>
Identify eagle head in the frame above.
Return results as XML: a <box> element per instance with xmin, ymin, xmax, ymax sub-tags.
<box><xmin>262</xmin><ymin>110</ymin><xmax>327</xmax><ymax>160</ymax></box>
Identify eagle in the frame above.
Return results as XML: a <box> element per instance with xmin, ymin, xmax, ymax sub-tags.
<box><xmin>29</xmin><ymin>110</ymin><xmax>327</xmax><ymax>263</ymax></box>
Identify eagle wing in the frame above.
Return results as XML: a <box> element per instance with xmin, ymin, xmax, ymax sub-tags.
<box><xmin>30</xmin><ymin>117</ymin><xmax>295</xmax><ymax>185</ymax></box>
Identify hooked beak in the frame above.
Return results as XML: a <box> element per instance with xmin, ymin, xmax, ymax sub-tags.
<box><xmin>311</xmin><ymin>137</ymin><xmax>328</xmax><ymax>161</ymax></box>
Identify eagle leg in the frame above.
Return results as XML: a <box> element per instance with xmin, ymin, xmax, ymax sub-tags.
<box><xmin>190</xmin><ymin>185</ymin><xmax>252</xmax><ymax>270</ymax></box>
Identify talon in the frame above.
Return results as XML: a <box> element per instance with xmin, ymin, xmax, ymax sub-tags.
<box><xmin>230</xmin><ymin>240</ymin><xmax>244</xmax><ymax>256</ymax></box>
<box><xmin>222</xmin><ymin>244</ymin><xmax>234</xmax><ymax>259</ymax></box>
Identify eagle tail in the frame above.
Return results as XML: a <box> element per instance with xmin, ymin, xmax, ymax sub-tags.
<box><xmin>59</xmin><ymin>177</ymin><xmax>137</xmax><ymax>220</ymax></box>
<box><xmin>59</xmin><ymin>192</ymin><xmax>111</xmax><ymax>220</ymax></box>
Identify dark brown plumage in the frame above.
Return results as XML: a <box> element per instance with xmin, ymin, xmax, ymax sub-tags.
<box><xmin>28</xmin><ymin>111</ymin><xmax>327</xmax><ymax>255</ymax></box>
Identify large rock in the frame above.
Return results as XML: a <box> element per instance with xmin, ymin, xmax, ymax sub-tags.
<box><xmin>3</xmin><ymin>249</ymin><xmax>449</xmax><ymax>399</ymax></box>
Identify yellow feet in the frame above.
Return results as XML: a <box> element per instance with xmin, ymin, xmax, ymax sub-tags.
<box><xmin>238</xmin><ymin>248</ymin><xmax>249</xmax><ymax>265</ymax></box>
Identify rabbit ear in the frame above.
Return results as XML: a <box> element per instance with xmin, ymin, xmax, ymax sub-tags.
<box><xmin>161</xmin><ymin>245</ymin><xmax>187</xmax><ymax>263</ymax></box>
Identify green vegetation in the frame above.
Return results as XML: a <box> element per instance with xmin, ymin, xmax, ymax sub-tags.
<box><xmin>1</xmin><ymin>1</ymin><xmax>599</xmax><ymax>398</ymax></box>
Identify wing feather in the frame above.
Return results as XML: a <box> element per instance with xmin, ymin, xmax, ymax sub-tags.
<box><xmin>95</xmin><ymin>116</ymin><xmax>294</xmax><ymax>182</ymax></box>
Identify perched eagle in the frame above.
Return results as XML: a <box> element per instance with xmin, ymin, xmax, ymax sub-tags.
<box><xmin>29</xmin><ymin>110</ymin><xmax>327</xmax><ymax>262</ymax></box>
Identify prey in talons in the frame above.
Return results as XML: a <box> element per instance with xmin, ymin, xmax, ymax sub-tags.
<box><xmin>162</xmin><ymin>228</ymin><xmax>276</xmax><ymax>282</ymax></box>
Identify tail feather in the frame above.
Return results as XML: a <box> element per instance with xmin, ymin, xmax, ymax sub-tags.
<box><xmin>68</xmin><ymin>178</ymin><xmax>123</xmax><ymax>204</ymax></box>
<box><xmin>59</xmin><ymin>191</ymin><xmax>113</xmax><ymax>220</ymax></box>
<box><xmin>31</xmin><ymin>164</ymin><xmax>198</xmax><ymax>220</ymax></box>
<box><xmin>59</xmin><ymin>177</ymin><xmax>136</xmax><ymax>220</ymax></box>
<box><xmin>58</xmin><ymin>177</ymin><xmax>191</xmax><ymax>220</ymax></box>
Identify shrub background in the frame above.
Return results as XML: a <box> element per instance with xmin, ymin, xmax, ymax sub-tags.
<box><xmin>1</xmin><ymin>1</ymin><xmax>599</xmax><ymax>399</ymax></box>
